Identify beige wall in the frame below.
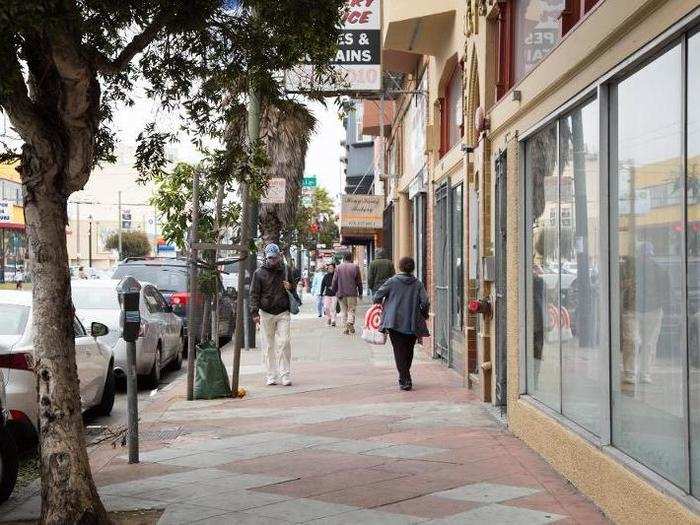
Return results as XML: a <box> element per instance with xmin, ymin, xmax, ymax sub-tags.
<box><xmin>493</xmin><ymin>1</ymin><xmax>700</xmax><ymax>523</ymax></box>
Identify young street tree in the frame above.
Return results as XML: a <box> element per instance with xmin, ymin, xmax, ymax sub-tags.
<box><xmin>0</xmin><ymin>1</ymin><xmax>343</xmax><ymax>523</ymax></box>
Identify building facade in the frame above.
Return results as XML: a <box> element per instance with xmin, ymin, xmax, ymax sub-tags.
<box><xmin>378</xmin><ymin>0</ymin><xmax>700</xmax><ymax>522</ymax></box>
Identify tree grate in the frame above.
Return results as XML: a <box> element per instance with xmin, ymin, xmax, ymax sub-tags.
<box><xmin>139</xmin><ymin>427</ymin><xmax>184</xmax><ymax>442</ymax></box>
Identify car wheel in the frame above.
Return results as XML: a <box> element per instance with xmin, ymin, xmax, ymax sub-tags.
<box><xmin>146</xmin><ymin>345</ymin><xmax>162</xmax><ymax>389</ymax></box>
<box><xmin>172</xmin><ymin>335</ymin><xmax>184</xmax><ymax>371</ymax></box>
<box><xmin>96</xmin><ymin>363</ymin><xmax>116</xmax><ymax>416</ymax></box>
<box><xmin>0</xmin><ymin>426</ymin><xmax>19</xmax><ymax>504</ymax></box>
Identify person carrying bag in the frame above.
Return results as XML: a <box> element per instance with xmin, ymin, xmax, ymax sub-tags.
<box><xmin>373</xmin><ymin>256</ymin><xmax>430</xmax><ymax>391</ymax></box>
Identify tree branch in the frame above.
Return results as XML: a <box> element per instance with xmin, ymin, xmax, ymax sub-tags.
<box><xmin>94</xmin><ymin>9</ymin><xmax>174</xmax><ymax>76</ymax></box>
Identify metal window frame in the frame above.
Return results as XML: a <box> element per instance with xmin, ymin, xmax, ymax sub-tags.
<box><xmin>517</xmin><ymin>6</ymin><xmax>700</xmax><ymax>497</ymax></box>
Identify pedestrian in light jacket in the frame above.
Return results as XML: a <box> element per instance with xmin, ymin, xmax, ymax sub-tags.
<box><xmin>368</xmin><ymin>249</ymin><xmax>395</xmax><ymax>296</ymax></box>
<box><xmin>331</xmin><ymin>252</ymin><xmax>363</xmax><ymax>335</ymax></box>
<box><xmin>374</xmin><ymin>257</ymin><xmax>429</xmax><ymax>391</ymax></box>
<box><xmin>310</xmin><ymin>265</ymin><xmax>326</xmax><ymax>318</ymax></box>
<box><xmin>320</xmin><ymin>262</ymin><xmax>337</xmax><ymax>327</ymax></box>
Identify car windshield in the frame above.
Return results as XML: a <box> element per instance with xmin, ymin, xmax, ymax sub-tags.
<box><xmin>72</xmin><ymin>288</ymin><xmax>119</xmax><ymax>310</ymax></box>
<box><xmin>112</xmin><ymin>265</ymin><xmax>188</xmax><ymax>292</ymax></box>
<box><xmin>0</xmin><ymin>304</ymin><xmax>29</xmax><ymax>335</ymax></box>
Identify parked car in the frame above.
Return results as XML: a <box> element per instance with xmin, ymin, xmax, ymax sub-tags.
<box><xmin>112</xmin><ymin>258</ymin><xmax>237</xmax><ymax>346</ymax></box>
<box><xmin>0</xmin><ymin>291</ymin><xmax>115</xmax><ymax>445</ymax></box>
<box><xmin>0</xmin><ymin>368</ymin><xmax>18</xmax><ymax>504</ymax></box>
<box><xmin>72</xmin><ymin>280</ymin><xmax>184</xmax><ymax>388</ymax></box>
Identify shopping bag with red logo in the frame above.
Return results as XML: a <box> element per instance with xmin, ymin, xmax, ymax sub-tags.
<box><xmin>546</xmin><ymin>304</ymin><xmax>573</xmax><ymax>343</ymax></box>
<box><xmin>361</xmin><ymin>304</ymin><xmax>387</xmax><ymax>345</ymax></box>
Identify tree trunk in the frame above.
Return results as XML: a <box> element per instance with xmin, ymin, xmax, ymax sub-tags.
<box><xmin>24</xmin><ymin>167</ymin><xmax>108</xmax><ymax>524</ymax></box>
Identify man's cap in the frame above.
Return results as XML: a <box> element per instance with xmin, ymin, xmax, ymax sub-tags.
<box><xmin>264</xmin><ymin>243</ymin><xmax>281</xmax><ymax>258</ymax></box>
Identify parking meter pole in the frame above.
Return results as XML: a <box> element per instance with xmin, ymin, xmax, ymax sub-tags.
<box><xmin>186</xmin><ymin>168</ymin><xmax>201</xmax><ymax>401</ymax></box>
<box><xmin>117</xmin><ymin>276</ymin><xmax>142</xmax><ymax>463</ymax></box>
<box><xmin>126</xmin><ymin>340</ymin><xmax>139</xmax><ymax>463</ymax></box>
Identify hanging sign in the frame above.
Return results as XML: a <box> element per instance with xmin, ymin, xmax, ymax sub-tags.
<box><xmin>340</xmin><ymin>194</ymin><xmax>383</xmax><ymax>229</ymax></box>
<box><xmin>286</xmin><ymin>0</ymin><xmax>382</xmax><ymax>92</ymax></box>
<box><xmin>261</xmin><ymin>178</ymin><xmax>286</xmax><ymax>204</ymax></box>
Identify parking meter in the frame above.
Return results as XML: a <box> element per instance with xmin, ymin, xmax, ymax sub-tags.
<box><xmin>116</xmin><ymin>276</ymin><xmax>141</xmax><ymax>463</ymax></box>
<box><xmin>117</xmin><ymin>277</ymin><xmax>141</xmax><ymax>342</ymax></box>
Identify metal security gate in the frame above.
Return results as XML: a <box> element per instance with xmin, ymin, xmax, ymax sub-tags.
<box><xmin>494</xmin><ymin>150</ymin><xmax>508</xmax><ymax>407</ymax></box>
<box><xmin>434</xmin><ymin>183</ymin><xmax>451</xmax><ymax>362</ymax></box>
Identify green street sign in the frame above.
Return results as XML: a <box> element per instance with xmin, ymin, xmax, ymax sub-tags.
<box><xmin>302</xmin><ymin>177</ymin><xmax>317</xmax><ymax>188</ymax></box>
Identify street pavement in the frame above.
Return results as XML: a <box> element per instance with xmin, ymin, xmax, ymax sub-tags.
<box><xmin>1</xmin><ymin>296</ymin><xmax>609</xmax><ymax>524</ymax></box>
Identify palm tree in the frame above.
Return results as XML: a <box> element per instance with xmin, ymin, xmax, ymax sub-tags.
<box><xmin>258</xmin><ymin>101</ymin><xmax>317</xmax><ymax>251</ymax></box>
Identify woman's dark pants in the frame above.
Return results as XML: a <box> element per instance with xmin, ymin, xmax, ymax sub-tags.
<box><xmin>388</xmin><ymin>329</ymin><xmax>417</xmax><ymax>385</ymax></box>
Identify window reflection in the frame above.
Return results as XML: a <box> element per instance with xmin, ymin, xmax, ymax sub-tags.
<box><xmin>688</xmin><ymin>30</ymin><xmax>700</xmax><ymax>498</ymax></box>
<box><xmin>527</xmin><ymin>123</ymin><xmax>561</xmax><ymax>411</ymax></box>
<box><xmin>514</xmin><ymin>0</ymin><xmax>566</xmax><ymax>82</ymax></box>
<box><xmin>560</xmin><ymin>100</ymin><xmax>602</xmax><ymax>435</ymax></box>
<box><xmin>612</xmin><ymin>44</ymin><xmax>687</xmax><ymax>489</ymax></box>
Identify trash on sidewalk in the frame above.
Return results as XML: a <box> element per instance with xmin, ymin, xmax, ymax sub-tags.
<box><xmin>235</xmin><ymin>387</ymin><xmax>247</xmax><ymax>398</ymax></box>
<box><xmin>193</xmin><ymin>342</ymin><xmax>232</xmax><ymax>399</ymax></box>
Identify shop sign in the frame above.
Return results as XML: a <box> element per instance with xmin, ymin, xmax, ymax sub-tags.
<box><xmin>408</xmin><ymin>169</ymin><xmax>427</xmax><ymax>200</ymax></box>
<box><xmin>0</xmin><ymin>201</ymin><xmax>11</xmax><ymax>223</ymax></box>
<box><xmin>340</xmin><ymin>194</ymin><xmax>383</xmax><ymax>229</ymax></box>
<box><xmin>286</xmin><ymin>0</ymin><xmax>381</xmax><ymax>92</ymax></box>
<box><xmin>261</xmin><ymin>178</ymin><xmax>286</xmax><ymax>204</ymax></box>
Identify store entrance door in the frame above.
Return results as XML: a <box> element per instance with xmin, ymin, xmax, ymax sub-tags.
<box><xmin>434</xmin><ymin>183</ymin><xmax>451</xmax><ymax>362</ymax></box>
<box><xmin>494</xmin><ymin>150</ymin><xmax>508</xmax><ymax>407</ymax></box>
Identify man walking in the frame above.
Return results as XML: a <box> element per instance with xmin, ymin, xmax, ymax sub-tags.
<box><xmin>332</xmin><ymin>252</ymin><xmax>362</xmax><ymax>334</ymax></box>
<box><xmin>367</xmin><ymin>249</ymin><xmax>395</xmax><ymax>296</ymax></box>
<box><xmin>250</xmin><ymin>243</ymin><xmax>300</xmax><ymax>386</ymax></box>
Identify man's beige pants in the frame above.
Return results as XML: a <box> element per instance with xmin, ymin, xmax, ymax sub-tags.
<box><xmin>338</xmin><ymin>296</ymin><xmax>358</xmax><ymax>327</ymax></box>
<box><xmin>259</xmin><ymin>310</ymin><xmax>291</xmax><ymax>382</ymax></box>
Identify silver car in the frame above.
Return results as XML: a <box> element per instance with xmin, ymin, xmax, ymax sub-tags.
<box><xmin>71</xmin><ymin>280</ymin><xmax>184</xmax><ymax>388</ymax></box>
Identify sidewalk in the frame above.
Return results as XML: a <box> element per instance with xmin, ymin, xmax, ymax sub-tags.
<box><xmin>2</xmin><ymin>298</ymin><xmax>609</xmax><ymax>524</ymax></box>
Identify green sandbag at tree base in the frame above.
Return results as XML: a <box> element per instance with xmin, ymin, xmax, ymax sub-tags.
<box><xmin>194</xmin><ymin>342</ymin><xmax>232</xmax><ymax>399</ymax></box>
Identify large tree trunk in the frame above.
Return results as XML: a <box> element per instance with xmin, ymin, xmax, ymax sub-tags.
<box><xmin>258</xmin><ymin>102</ymin><xmax>316</xmax><ymax>249</ymax></box>
<box><xmin>23</xmin><ymin>156</ymin><xmax>108</xmax><ymax>524</ymax></box>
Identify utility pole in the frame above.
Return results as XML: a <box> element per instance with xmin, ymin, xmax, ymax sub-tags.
<box><xmin>232</xmin><ymin>79</ymin><xmax>260</xmax><ymax>394</ymax></box>
<box><xmin>76</xmin><ymin>202</ymin><xmax>81</xmax><ymax>260</ymax></box>
<box><xmin>88</xmin><ymin>215</ymin><xmax>93</xmax><ymax>268</ymax></box>
<box><xmin>118</xmin><ymin>190</ymin><xmax>123</xmax><ymax>260</ymax></box>
<box><xmin>186</xmin><ymin>169</ymin><xmax>201</xmax><ymax>401</ymax></box>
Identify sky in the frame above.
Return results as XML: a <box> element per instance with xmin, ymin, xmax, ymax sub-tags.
<box><xmin>84</xmin><ymin>90</ymin><xmax>347</xmax><ymax>211</ymax></box>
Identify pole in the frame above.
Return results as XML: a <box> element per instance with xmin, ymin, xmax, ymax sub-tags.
<box><xmin>232</xmin><ymin>79</ymin><xmax>260</xmax><ymax>393</ymax></box>
<box><xmin>118</xmin><ymin>191</ymin><xmax>123</xmax><ymax>260</ymax></box>
<box><xmin>126</xmin><ymin>338</ymin><xmax>139</xmax><ymax>463</ymax></box>
<box><xmin>186</xmin><ymin>169</ymin><xmax>201</xmax><ymax>401</ymax></box>
<box><xmin>88</xmin><ymin>217</ymin><xmax>92</xmax><ymax>268</ymax></box>
<box><xmin>212</xmin><ymin>182</ymin><xmax>224</xmax><ymax>346</ymax></box>
<box><xmin>76</xmin><ymin>202</ymin><xmax>80</xmax><ymax>261</ymax></box>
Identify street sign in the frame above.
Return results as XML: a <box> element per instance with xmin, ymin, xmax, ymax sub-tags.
<box><xmin>261</xmin><ymin>178</ymin><xmax>286</xmax><ymax>204</ymax></box>
<box><xmin>302</xmin><ymin>177</ymin><xmax>317</xmax><ymax>188</ymax></box>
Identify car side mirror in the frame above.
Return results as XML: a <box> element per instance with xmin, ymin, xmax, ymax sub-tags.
<box><xmin>91</xmin><ymin>322</ymin><xmax>109</xmax><ymax>338</ymax></box>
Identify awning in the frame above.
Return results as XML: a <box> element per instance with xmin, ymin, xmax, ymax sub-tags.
<box><xmin>383</xmin><ymin>1</ymin><xmax>456</xmax><ymax>56</ymax></box>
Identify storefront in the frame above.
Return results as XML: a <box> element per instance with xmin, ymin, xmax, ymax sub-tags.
<box><xmin>502</xmin><ymin>6</ymin><xmax>700</xmax><ymax>520</ymax></box>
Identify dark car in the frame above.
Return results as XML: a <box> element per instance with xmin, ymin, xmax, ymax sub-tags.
<box><xmin>112</xmin><ymin>258</ymin><xmax>237</xmax><ymax>347</ymax></box>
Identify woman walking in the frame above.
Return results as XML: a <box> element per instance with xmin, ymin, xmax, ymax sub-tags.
<box><xmin>373</xmin><ymin>257</ymin><xmax>429</xmax><ymax>391</ymax></box>
<box><xmin>320</xmin><ymin>262</ymin><xmax>337</xmax><ymax>327</ymax></box>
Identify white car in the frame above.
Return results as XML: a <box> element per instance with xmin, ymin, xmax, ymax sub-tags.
<box><xmin>0</xmin><ymin>291</ymin><xmax>115</xmax><ymax>444</ymax></box>
<box><xmin>71</xmin><ymin>280</ymin><xmax>184</xmax><ymax>388</ymax></box>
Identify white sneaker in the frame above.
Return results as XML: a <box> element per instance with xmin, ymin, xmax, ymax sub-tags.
<box><xmin>266</xmin><ymin>377</ymin><xmax>277</xmax><ymax>386</ymax></box>
<box><xmin>281</xmin><ymin>377</ymin><xmax>292</xmax><ymax>386</ymax></box>
<box><xmin>622</xmin><ymin>373</ymin><xmax>636</xmax><ymax>384</ymax></box>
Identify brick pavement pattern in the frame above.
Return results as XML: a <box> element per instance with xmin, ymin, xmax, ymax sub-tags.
<box><xmin>0</xmin><ymin>300</ymin><xmax>610</xmax><ymax>524</ymax></box>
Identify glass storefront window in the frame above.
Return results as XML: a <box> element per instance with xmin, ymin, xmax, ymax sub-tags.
<box><xmin>688</xmin><ymin>30</ymin><xmax>700</xmax><ymax>498</ymax></box>
<box><xmin>559</xmin><ymin>99</ymin><xmax>602</xmax><ymax>435</ymax></box>
<box><xmin>451</xmin><ymin>184</ymin><xmax>464</xmax><ymax>331</ymax></box>
<box><xmin>523</xmin><ymin>22</ymin><xmax>700</xmax><ymax>500</ymax></box>
<box><xmin>611</xmin><ymin>43</ymin><xmax>687</xmax><ymax>489</ymax></box>
<box><xmin>526</xmin><ymin>122</ymin><xmax>561</xmax><ymax>411</ymax></box>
